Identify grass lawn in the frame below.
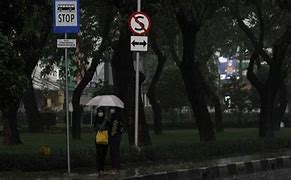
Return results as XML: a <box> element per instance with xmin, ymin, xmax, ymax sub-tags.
<box><xmin>1</xmin><ymin>128</ymin><xmax>291</xmax><ymax>171</ymax></box>
<box><xmin>1</xmin><ymin>128</ymin><xmax>291</xmax><ymax>154</ymax></box>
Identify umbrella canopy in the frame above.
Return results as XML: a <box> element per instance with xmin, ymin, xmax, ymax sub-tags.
<box><xmin>86</xmin><ymin>95</ymin><xmax>124</xmax><ymax>108</ymax></box>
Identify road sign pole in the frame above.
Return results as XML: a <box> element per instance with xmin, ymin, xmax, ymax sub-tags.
<box><xmin>65</xmin><ymin>33</ymin><xmax>71</xmax><ymax>174</ymax></box>
<box><xmin>135</xmin><ymin>53</ymin><xmax>140</xmax><ymax>147</ymax></box>
<box><xmin>53</xmin><ymin>0</ymin><xmax>78</xmax><ymax>174</ymax></box>
<box><xmin>137</xmin><ymin>0</ymin><xmax>141</xmax><ymax>11</ymax></box>
<box><xmin>134</xmin><ymin>0</ymin><xmax>141</xmax><ymax>147</ymax></box>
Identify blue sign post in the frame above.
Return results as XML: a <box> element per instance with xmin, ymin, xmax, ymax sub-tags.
<box><xmin>53</xmin><ymin>0</ymin><xmax>80</xmax><ymax>33</ymax></box>
<box><xmin>53</xmin><ymin>0</ymin><xmax>80</xmax><ymax>174</ymax></box>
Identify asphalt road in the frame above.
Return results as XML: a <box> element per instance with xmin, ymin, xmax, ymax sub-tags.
<box><xmin>223</xmin><ymin>168</ymin><xmax>291</xmax><ymax>180</ymax></box>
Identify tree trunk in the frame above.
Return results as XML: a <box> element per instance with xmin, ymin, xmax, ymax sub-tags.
<box><xmin>111</xmin><ymin>27</ymin><xmax>151</xmax><ymax>146</ymax></box>
<box><xmin>212</xmin><ymin>93</ymin><xmax>224</xmax><ymax>132</ymax></box>
<box><xmin>203</xmin><ymin>82</ymin><xmax>223</xmax><ymax>132</ymax></box>
<box><xmin>2</xmin><ymin>101</ymin><xmax>22</xmax><ymax>145</ymax></box>
<box><xmin>22</xmin><ymin>77</ymin><xmax>43</xmax><ymax>132</ymax></box>
<box><xmin>20</xmin><ymin>9</ymin><xmax>50</xmax><ymax>133</ymax></box>
<box><xmin>179</xmin><ymin>62</ymin><xmax>216</xmax><ymax>141</ymax></box>
<box><xmin>72</xmin><ymin>100</ymin><xmax>83</xmax><ymax>139</ymax></box>
<box><xmin>233</xmin><ymin>2</ymin><xmax>291</xmax><ymax>138</ymax></box>
<box><xmin>273</xmin><ymin>81</ymin><xmax>288</xmax><ymax>131</ymax></box>
<box><xmin>138</xmin><ymin>72</ymin><xmax>152</xmax><ymax>145</ymax></box>
<box><xmin>147</xmin><ymin>90</ymin><xmax>162</xmax><ymax>135</ymax></box>
<box><xmin>259</xmin><ymin>92</ymin><xmax>275</xmax><ymax>138</ymax></box>
<box><xmin>147</xmin><ymin>32</ymin><xmax>166</xmax><ymax>135</ymax></box>
<box><xmin>176</xmin><ymin>10</ymin><xmax>216</xmax><ymax>142</ymax></box>
<box><xmin>72</xmin><ymin>40</ymin><xmax>109</xmax><ymax>140</ymax></box>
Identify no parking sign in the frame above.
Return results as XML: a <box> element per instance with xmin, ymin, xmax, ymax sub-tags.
<box><xmin>128</xmin><ymin>12</ymin><xmax>151</xmax><ymax>35</ymax></box>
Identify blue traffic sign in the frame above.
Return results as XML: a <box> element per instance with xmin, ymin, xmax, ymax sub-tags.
<box><xmin>53</xmin><ymin>0</ymin><xmax>80</xmax><ymax>33</ymax></box>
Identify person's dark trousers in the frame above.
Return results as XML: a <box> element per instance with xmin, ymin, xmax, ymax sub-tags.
<box><xmin>109</xmin><ymin>133</ymin><xmax>121</xmax><ymax>169</ymax></box>
<box><xmin>95</xmin><ymin>143</ymin><xmax>108</xmax><ymax>171</ymax></box>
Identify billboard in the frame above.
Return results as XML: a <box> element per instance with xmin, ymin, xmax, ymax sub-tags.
<box><xmin>218</xmin><ymin>56</ymin><xmax>237</xmax><ymax>80</ymax></box>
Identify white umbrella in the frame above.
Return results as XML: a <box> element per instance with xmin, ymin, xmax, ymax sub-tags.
<box><xmin>86</xmin><ymin>95</ymin><xmax>124</xmax><ymax>108</ymax></box>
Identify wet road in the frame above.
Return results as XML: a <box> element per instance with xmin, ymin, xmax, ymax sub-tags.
<box><xmin>223</xmin><ymin>168</ymin><xmax>291</xmax><ymax>180</ymax></box>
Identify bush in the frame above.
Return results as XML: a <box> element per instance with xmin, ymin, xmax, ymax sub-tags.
<box><xmin>0</xmin><ymin>147</ymin><xmax>95</xmax><ymax>171</ymax></box>
<box><xmin>41</xmin><ymin>112</ymin><xmax>57</xmax><ymax>130</ymax></box>
<box><xmin>1</xmin><ymin>137</ymin><xmax>291</xmax><ymax>171</ymax></box>
<box><xmin>82</xmin><ymin>112</ymin><xmax>94</xmax><ymax>125</ymax></box>
<box><xmin>122</xmin><ymin>138</ymin><xmax>291</xmax><ymax>163</ymax></box>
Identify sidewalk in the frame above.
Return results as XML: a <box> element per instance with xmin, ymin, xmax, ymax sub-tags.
<box><xmin>0</xmin><ymin>150</ymin><xmax>291</xmax><ymax>179</ymax></box>
<box><xmin>121</xmin><ymin>150</ymin><xmax>291</xmax><ymax>180</ymax></box>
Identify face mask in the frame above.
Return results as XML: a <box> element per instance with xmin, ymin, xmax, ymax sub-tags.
<box><xmin>97</xmin><ymin>112</ymin><xmax>104</xmax><ymax>117</ymax></box>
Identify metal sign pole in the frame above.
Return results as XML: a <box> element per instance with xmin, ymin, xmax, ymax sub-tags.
<box><xmin>135</xmin><ymin>53</ymin><xmax>140</xmax><ymax>147</ymax></box>
<box><xmin>134</xmin><ymin>0</ymin><xmax>141</xmax><ymax>147</ymax></box>
<box><xmin>65</xmin><ymin>33</ymin><xmax>71</xmax><ymax>173</ymax></box>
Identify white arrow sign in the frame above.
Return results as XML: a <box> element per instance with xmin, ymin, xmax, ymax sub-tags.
<box><xmin>131</xmin><ymin>36</ymin><xmax>148</xmax><ymax>52</ymax></box>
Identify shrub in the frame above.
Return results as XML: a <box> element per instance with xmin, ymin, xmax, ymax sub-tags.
<box><xmin>82</xmin><ymin>112</ymin><xmax>94</xmax><ymax>125</ymax></box>
<box><xmin>41</xmin><ymin>112</ymin><xmax>57</xmax><ymax>130</ymax></box>
<box><xmin>1</xmin><ymin>134</ymin><xmax>291</xmax><ymax>171</ymax></box>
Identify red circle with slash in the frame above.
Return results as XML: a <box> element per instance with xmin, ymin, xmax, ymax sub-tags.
<box><xmin>128</xmin><ymin>12</ymin><xmax>151</xmax><ymax>35</ymax></box>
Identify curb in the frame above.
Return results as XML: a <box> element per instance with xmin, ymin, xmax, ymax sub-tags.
<box><xmin>122</xmin><ymin>156</ymin><xmax>291</xmax><ymax>180</ymax></box>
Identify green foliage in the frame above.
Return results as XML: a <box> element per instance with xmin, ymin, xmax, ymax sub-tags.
<box><xmin>0</xmin><ymin>32</ymin><xmax>28</xmax><ymax>110</ymax></box>
<box><xmin>94</xmin><ymin>84</ymin><xmax>115</xmax><ymax>96</ymax></box>
<box><xmin>40</xmin><ymin>112</ymin><xmax>57</xmax><ymax>130</ymax></box>
<box><xmin>222</xmin><ymin>77</ymin><xmax>253</xmax><ymax>112</ymax></box>
<box><xmin>40</xmin><ymin>0</ymin><xmax>112</xmax><ymax>79</ymax></box>
<box><xmin>0</xmin><ymin>0</ymin><xmax>51</xmax><ymax>111</ymax></box>
<box><xmin>155</xmin><ymin>65</ymin><xmax>189</xmax><ymax>110</ymax></box>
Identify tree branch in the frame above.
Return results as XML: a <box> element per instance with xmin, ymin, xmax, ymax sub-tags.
<box><xmin>256</xmin><ymin>0</ymin><xmax>264</xmax><ymax>45</ymax></box>
<box><xmin>272</xmin><ymin>25</ymin><xmax>291</xmax><ymax>68</ymax></box>
<box><xmin>168</xmin><ymin>41</ymin><xmax>181</xmax><ymax>66</ymax></box>
<box><xmin>73</xmin><ymin>5</ymin><xmax>113</xmax><ymax>104</ymax></box>
<box><xmin>231</xmin><ymin>0</ymin><xmax>271</xmax><ymax>64</ymax></box>
<box><xmin>148</xmin><ymin>30</ymin><xmax>167</xmax><ymax>92</ymax></box>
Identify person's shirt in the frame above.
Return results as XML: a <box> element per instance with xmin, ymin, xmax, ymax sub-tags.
<box><xmin>94</xmin><ymin>115</ymin><xmax>108</xmax><ymax>131</ymax></box>
<box><xmin>109</xmin><ymin>113</ymin><xmax>124</xmax><ymax>136</ymax></box>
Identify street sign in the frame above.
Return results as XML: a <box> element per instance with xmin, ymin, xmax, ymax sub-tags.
<box><xmin>57</xmin><ymin>39</ymin><xmax>76</xmax><ymax>48</ymax></box>
<box><xmin>131</xmin><ymin>36</ymin><xmax>148</xmax><ymax>51</ymax></box>
<box><xmin>53</xmin><ymin>0</ymin><xmax>80</xmax><ymax>33</ymax></box>
<box><xmin>128</xmin><ymin>12</ymin><xmax>151</xmax><ymax>35</ymax></box>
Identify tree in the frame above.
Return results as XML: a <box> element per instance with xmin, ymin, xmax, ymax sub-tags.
<box><xmin>71</xmin><ymin>1</ymin><xmax>114</xmax><ymax>139</ymax></box>
<box><xmin>20</xmin><ymin>2</ymin><xmax>51</xmax><ymax>132</ymax></box>
<box><xmin>230</xmin><ymin>0</ymin><xmax>291</xmax><ymax>137</ymax></box>
<box><xmin>111</xmin><ymin>26</ymin><xmax>152</xmax><ymax>146</ymax></box>
<box><xmin>0</xmin><ymin>32</ymin><xmax>28</xmax><ymax>144</ymax></box>
<box><xmin>147</xmin><ymin>31</ymin><xmax>167</xmax><ymax>135</ymax></box>
<box><xmin>39</xmin><ymin>0</ymin><xmax>115</xmax><ymax>139</ymax></box>
<box><xmin>222</xmin><ymin>77</ymin><xmax>254</xmax><ymax>126</ymax></box>
<box><xmin>1</xmin><ymin>0</ymin><xmax>51</xmax><ymax>133</ymax></box>
<box><xmin>156</xmin><ymin>66</ymin><xmax>189</xmax><ymax>110</ymax></box>
<box><xmin>159</xmin><ymin>0</ymin><xmax>220</xmax><ymax>141</ymax></box>
<box><xmin>0</xmin><ymin>0</ymin><xmax>51</xmax><ymax>143</ymax></box>
<box><xmin>111</xmin><ymin>1</ymin><xmax>152</xmax><ymax>146</ymax></box>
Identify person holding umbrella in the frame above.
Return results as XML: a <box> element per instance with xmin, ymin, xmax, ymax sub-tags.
<box><xmin>108</xmin><ymin>107</ymin><xmax>124</xmax><ymax>174</ymax></box>
<box><xmin>86</xmin><ymin>95</ymin><xmax>124</xmax><ymax>175</ymax></box>
<box><xmin>94</xmin><ymin>106</ymin><xmax>109</xmax><ymax>176</ymax></box>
